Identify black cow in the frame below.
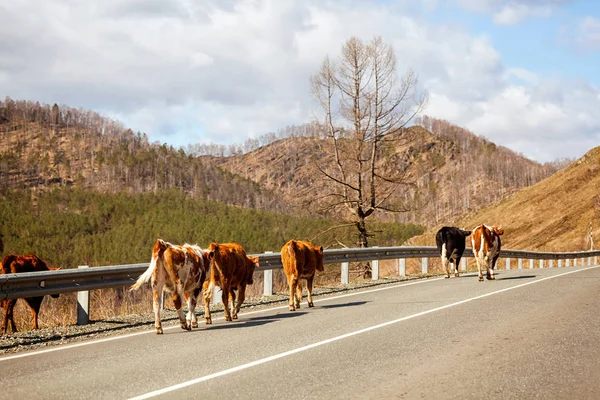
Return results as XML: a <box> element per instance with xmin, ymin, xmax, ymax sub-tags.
<box><xmin>436</xmin><ymin>227</ymin><xmax>471</xmax><ymax>278</ymax></box>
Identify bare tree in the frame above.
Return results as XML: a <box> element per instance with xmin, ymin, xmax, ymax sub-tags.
<box><xmin>310</xmin><ymin>36</ymin><xmax>428</xmax><ymax>247</ymax></box>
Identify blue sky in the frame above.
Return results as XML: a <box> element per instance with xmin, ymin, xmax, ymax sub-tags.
<box><xmin>0</xmin><ymin>0</ymin><xmax>599</xmax><ymax>162</ymax></box>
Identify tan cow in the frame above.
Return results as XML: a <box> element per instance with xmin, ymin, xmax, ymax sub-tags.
<box><xmin>130</xmin><ymin>239</ymin><xmax>210</xmax><ymax>334</ymax></box>
<box><xmin>203</xmin><ymin>242</ymin><xmax>258</xmax><ymax>324</ymax></box>
<box><xmin>281</xmin><ymin>240</ymin><xmax>324</xmax><ymax>311</ymax></box>
<box><xmin>471</xmin><ymin>224</ymin><xmax>504</xmax><ymax>281</ymax></box>
<box><xmin>0</xmin><ymin>254</ymin><xmax>60</xmax><ymax>334</ymax></box>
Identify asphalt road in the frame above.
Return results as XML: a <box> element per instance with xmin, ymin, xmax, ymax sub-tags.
<box><xmin>1</xmin><ymin>265</ymin><xmax>599</xmax><ymax>400</ymax></box>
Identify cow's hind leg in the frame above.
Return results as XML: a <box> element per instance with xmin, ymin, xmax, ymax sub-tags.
<box><xmin>186</xmin><ymin>288</ymin><xmax>201</xmax><ymax>329</ymax></box>
<box><xmin>173</xmin><ymin>292</ymin><xmax>190</xmax><ymax>331</ymax></box>
<box><xmin>229</xmin><ymin>288</ymin><xmax>238</xmax><ymax>320</ymax></box>
<box><xmin>306</xmin><ymin>276</ymin><xmax>315</xmax><ymax>307</ymax></box>
<box><xmin>441</xmin><ymin>244</ymin><xmax>450</xmax><ymax>278</ymax></box>
<box><xmin>202</xmin><ymin>281</ymin><xmax>213</xmax><ymax>325</ymax></box>
<box><xmin>152</xmin><ymin>285</ymin><xmax>164</xmax><ymax>334</ymax></box>
<box><xmin>235</xmin><ymin>284</ymin><xmax>246</xmax><ymax>317</ymax></box>
<box><xmin>294</xmin><ymin>279</ymin><xmax>302</xmax><ymax>310</ymax></box>
<box><xmin>286</xmin><ymin>275</ymin><xmax>297</xmax><ymax>311</ymax></box>
<box><xmin>2</xmin><ymin>299</ymin><xmax>17</xmax><ymax>334</ymax></box>
<box><xmin>454</xmin><ymin>256</ymin><xmax>461</xmax><ymax>277</ymax></box>
<box><xmin>475</xmin><ymin>255</ymin><xmax>484</xmax><ymax>281</ymax></box>
<box><xmin>221</xmin><ymin>284</ymin><xmax>233</xmax><ymax>321</ymax></box>
<box><xmin>25</xmin><ymin>297</ymin><xmax>43</xmax><ymax>330</ymax></box>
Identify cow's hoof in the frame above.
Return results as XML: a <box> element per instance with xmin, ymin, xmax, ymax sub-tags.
<box><xmin>289</xmin><ymin>305</ymin><xmax>295</xmax><ymax>311</ymax></box>
<box><xmin>487</xmin><ymin>275</ymin><xmax>495</xmax><ymax>280</ymax></box>
<box><xmin>181</xmin><ymin>322</ymin><xmax>191</xmax><ymax>331</ymax></box>
<box><xmin>295</xmin><ymin>303</ymin><xmax>301</xmax><ymax>309</ymax></box>
<box><xmin>205</xmin><ymin>318</ymin><xmax>212</xmax><ymax>325</ymax></box>
<box><xmin>156</xmin><ymin>327</ymin><xmax>163</xmax><ymax>335</ymax></box>
<box><xmin>191</xmin><ymin>321</ymin><xmax>199</xmax><ymax>329</ymax></box>
<box><xmin>225</xmin><ymin>316</ymin><xmax>232</xmax><ymax>322</ymax></box>
<box><xmin>455</xmin><ymin>273</ymin><xmax>460</xmax><ymax>277</ymax></box>
<box><xmin>232</xmin><ymin>314</ymin><xmax>238</xmax><ymax>320</ymax></box>
<box><xmin>478</xmin><ymin>277</ymin><xmax>484</xmax><ymax>281</ymax></box>
<box><xmin>308</xmin><ymin>302</ymin><xmax>314</xmax><ymax>308</ymax></box>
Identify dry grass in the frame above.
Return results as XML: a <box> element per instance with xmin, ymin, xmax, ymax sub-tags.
<box><xmin>410</xmin><ymin>147</ymin><xmax>600</xmax><ymax>252</ymax></box>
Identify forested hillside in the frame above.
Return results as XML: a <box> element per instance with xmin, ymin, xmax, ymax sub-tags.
<box><xmin>0</xmin><ymin>98</ymin><xmax>284</xmax><ymax>212</ymax></box>
<box><xmin>0</xmin><ymin>188</ymin><xmax>423</xmax><ymax>269</ymax></box>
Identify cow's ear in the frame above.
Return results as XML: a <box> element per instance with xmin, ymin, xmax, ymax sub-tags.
<box><xmin>463</xmin><ymin>230</ymin><xmax>472</xmax><ymax>236</ymax></box>
<box><xmin>319</xmin><ymin>246</ymin><xmax>323</xmax><ymax>254</ymax></box>
<box><xmin>252</xmin><ymin>256</ymin><xmax>259</xmax><ymax>268</ymax></box>
<box><xmin>208</xmin><ymin>251</ymin><xmax>215</xmax><ymax>260</ymax></box>
<box><xmin>494</xmin><ymin>227</ymin><xmax>504</xmax><ymax>235</ymax></box>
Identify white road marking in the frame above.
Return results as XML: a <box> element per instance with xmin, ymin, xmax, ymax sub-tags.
<box><xmin>0</xmin><ymin>275</ymin><xmax>444</xmax><ymax>362</ymax></box>
<box><xmin>129</xmin><ymin>266</ymin><xmax>600</xmax><ymax>400</ymax></box>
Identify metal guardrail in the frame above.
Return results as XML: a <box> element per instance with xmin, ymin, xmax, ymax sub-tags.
<box><xmin>1</xmin><ymin>246</ymin><xmax>599</xmax><ymax>301</ymax></box>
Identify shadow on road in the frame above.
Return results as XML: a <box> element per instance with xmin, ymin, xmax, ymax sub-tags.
<box><xmin>319</xmin><ymin>301</ymin><xmax>369</xmax><ymax>309</ymax></box>
<box><xmin>201</xmin><ymin>311</ymin><xmax>308</xmax><ymax>331</ymax></box>
<box><xmin>497</xmin><ymin>275</ymin><xmax>537</xmax><ymax>280</ymax></box>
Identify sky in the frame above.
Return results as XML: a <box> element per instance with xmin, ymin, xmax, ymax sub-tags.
<box><xmin>0</xmin><ymin>0</ymin><xmax>599</xmax><ymax>163</ymax></box>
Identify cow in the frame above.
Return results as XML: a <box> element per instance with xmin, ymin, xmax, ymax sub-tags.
<box><xmin>281</xmin><ymin>240</ymin><xmax>324</xmax><ymax>311</ymax></box>
<box><xmin>130</xmin><ymin>239</ymin><xmax>210</xmax><ymax>334</ymax></box>
<box><xmin>435</xmin><ymin>227</ymin><xmax>471</xmax><ymax>279</ymax></box>
<box><xmin>471</xmin><ymin>224</ymin><xmax>504</xmax><ymax>281</ymax></box>
<box><xmin>202</xmin><ymin>242</ymin><xmax>258</xmax><ymax>324</ymax></box>
<box><xmin>0</xmin><ymin>254</ymin><xmax>60</xmax><ymax>334</ymax></box>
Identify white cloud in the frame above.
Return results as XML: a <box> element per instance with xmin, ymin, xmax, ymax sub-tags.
<box><xmin>0</xmin><ymin>0</ymin><xmax>597</xmax><ymax>163</ymax></box>
<box><xmin>453</xmin><ymin>0</ymin><xmax>565</xmax><ymax>25</ymax></box>
<box><xmin>575</xmin><ymin>17</ymin><xmax>600</xmax><ymax>51</ymax></box>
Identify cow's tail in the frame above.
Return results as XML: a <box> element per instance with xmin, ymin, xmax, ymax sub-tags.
<box><xmin>130</xmin><ymin>239</ymin><xmax>165</xmax><ymax>291</ymax></box>
<box><xmin>286</xmin><ymin>240</ymin><xmax>298</xmax><ymax>274</ymax></box>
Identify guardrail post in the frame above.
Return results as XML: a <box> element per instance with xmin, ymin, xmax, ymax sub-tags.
<box><xmin>549</xmin><ymin>260</ymin><xmax>553</xmax><ymax>268</ymax></box>
<box><xmin>77</xmin><ymin>265</ymin><xmax>90</xmax><ymax>326</ymax></box>
<box><xmin>505</xmin><ymin>258</ymin><xmax>510</xmax><ymax>270</ymax></box>
<box><xmin>558</xmin><ymin>259</ymin><xmax>562</xmax><ymax>268</ymax></box>
<box><xmin>341</xmin><ymin>262</ymin><xmax>349</xmax><ymax>285</ymax></box>
<box><xmin>461</xmin><ymin>257</ymin><xmax>467</xmax><ymax>272</ymax></box>
<box><xmin>529</xmin><ymin>259</ymin><xmax>534</xmax><ymax>269</ymax></box>
<box><xmin>566</xmin><ymin>258</ymin><xmax>570</xmax><ymax>267</ymax></box>
<box><xmin>588</xmin><ymin>257</ymin><xmax>592</xmax><ymax>266</ymax></box>
<box><xmin>595</xmin><ymin>256</ymin><xmax>598</xmax><ymax>265</ymax></box>
<box><xmin>539</xmin><ymin>260</ymin><xmax>544</xmax><ymax>269</ymax></box>
<box><xmin>371</xmin><ymin>247</ymin><xmax>379</xmax><ymax>280</ymax></box>
<box><xmin>422</xmin><ymin>258</ymin><xmax>428</xmax><ymax>274</ymax></box>
<box><xmin>518</xmin><ymin>258</ymin><xmax>523</xmax><ymax>269</ymax></box>
<box><xmin>263</xmin><ymin>251</ymin><xmax>273</xmax><ymax>297</ymax></box>
<box><xmin>398</xmin><ymin>259</ymin><xmax>406</xmax><ymax>277</ymax></box>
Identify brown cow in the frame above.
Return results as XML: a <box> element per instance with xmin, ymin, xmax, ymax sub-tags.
<box><xmin>471</xmin><ymin>224</ymin><xmax>504</xmax><ymax>281</ymax></box>
<box><xmin>281</xmin><ymin>240</ymin><xmax>324</xmax><ymax>311</ymax></box>
<box><xmin>0</xmin><ymin>254</ymin><xmax>60</xmax><ymax>334</ymax></box>
<box><xmin>130</xmin><ymin>239</ymin><xmax>210</xmax><ymax>334</ymax></box>
<box><xmin>203</xmin><ymin>242</ymin><xmax>258</xmax><ymax>324</ymax></box>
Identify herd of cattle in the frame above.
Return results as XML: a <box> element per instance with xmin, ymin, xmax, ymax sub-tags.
<box><xmin>0</xmin><ymin>223</ymin><xmax>501</xmax><ymax>335</ymax></box>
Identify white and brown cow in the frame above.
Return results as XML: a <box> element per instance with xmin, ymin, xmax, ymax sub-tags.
<box><xmin>203</xmin><ymin>242</ymin><xmax>258</xmax><ymax>324</ymax></box>
<box><xmin>436</xmin><ymin>227</ymin><xmax>471</xmax><ymax>278</ymax></box>
<box><xmin>130</xmin><ymin>239</ymin><xmax>210</xmax><ymax>334</ymax></box>
<box><xmin>471</xmin><ymin>224</ymin><xmax>504</xmax><ymax>281</ymax></box>
<box><xmin>281</xmin><ymin>240</ymin><xmax>324</xmax><ymax>311</ymax></box>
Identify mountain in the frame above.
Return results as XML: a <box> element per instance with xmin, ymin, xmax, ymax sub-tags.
<box><xmin>409</xmin><ymin>147</ymin><xmax>600</xmax><ymax>251</ymax></box>
<box><xmin>214</xmin><ymin>117</ymin><xmax>563</xmax><ymax>226</ymax></box>
<box><xmin>0</xmin><ymin>99</ymin><xmax>564</xmax><ymax>231</ymax></box>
